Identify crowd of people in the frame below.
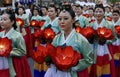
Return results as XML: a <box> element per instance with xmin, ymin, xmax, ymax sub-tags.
<box><xmin>0</xmin><ymin>0</ymin><xmax>120</xmax><ymax>77</ymax></box>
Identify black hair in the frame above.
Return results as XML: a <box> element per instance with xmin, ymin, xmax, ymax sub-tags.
<box><xmin>61</xmin><ymin>3</ymin><xmax>75</xmax><ymax>19</ymax></box>
<box><xmin>95</xmin><ymin>4</ymin><xmax>105</xmax><ymax>12</ymax></box>
<box><xmin>61</xmin><ymin>4</ymin><xmax>76</xmax><ymax>28</ymax></box>
<box><xmin>112</xmin><ymin>10</ymin><xmax>120</xmax><ymax>15</ymax></box>
<box><xmin>33</xmin><ymin>8</ymin><xmax>40</xmax><ymax>13</ymax></box>
<box><xmin>105</xmin><ymin>6</ymin><xmax>111</xmax><ymax>10</ymax></box>
<box><xmin>42</xmin><ymin>6</ymin><xmax>48</xmax><ymax>10</ymax></box>
<box><xmin>89</xmin><ymin>8</ymin><xmax>94</xmax><ymax>11</ymax></box>
<box><xmin>49</xmin><ymin>5</ymin><xmax>58</xmax><ymax>12</ymax></box>
<box><xmin>75</xmin><ymin>4</ymin><xmax>83</xmax><ymax>9</ymax></box>
<box><xmin>2</xmin><ymin>10</ymin><xmax>17</xmax><ymax>30</ymax></box>
<box><xmin>48</xmin><ymin>5</ymin><xmax>58</xmax><ymax>17</ymax></box>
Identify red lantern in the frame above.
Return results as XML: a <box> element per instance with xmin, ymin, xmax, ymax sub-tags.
<box><xmin>75</xmin><ymin>26</ymin><xmax>82</xmax><ymax>33</ymax></box>
<box><xmin>0</xmin><ymin>37</ymin><xmax>12</xmax><ymax>57</ymax></box>
<box><xmin>34</xmin><ymin>29</ymin><xmax>43</xmax><ymax>38</ymax></box>
<box><xmin>72</xmin><ymin>50</ymin><xmax>82</xmax><ymax>66</ymax></box>
<box><xmin>81</xmin><ymin>27</ymin><xmax>95</xmax><ymax>39</ymax></box>
<box><xmin>97</xmin><ymin>27</ymin><xmax>114</xmax><ymax>40</ymax></box>
<box><xmin>46</xmin><ymin>43</ymin><xmax>56</xmax><ymax>57</ymax></box>
<box><xmin>82</xmin><ymin>14</ymin><xmax>89</xmax><ymax>18</ymax></box>
<box><xmin>16</xmin><ymin>18</ymin><xmax>24</xmax><ymax>27</ymax></box>
<box><xmin>115</xmin><ymin>25</ymin><xmax>120</xmax><ymax>35</ymax></box>
<box><xmin>53</xmin><ymin>46</ymin><xmax>80</xmax><ymax>70</ymax></box>
<box><xmin>30</xmin><ymin>20</ymin><xmax>39</xmax><ymax>27</ymax></box>
<box><xmin>32</xmin><ymin>44</ymin><xmax>47</xmax><ymax>63</ymax></box>
<box><xmin>107</xmin><ymin>16</ymin><xmax>112</xmax><ymax>21</ymax></box>
<box><xmin>43</xmin><ymin>28</ymin><xmax>55</xmax><ymax>42</ymax></box>
<box><xmin>38</xmin><ymin>20</ymin><xmax>45</xmax><ymax>27</ymax></box>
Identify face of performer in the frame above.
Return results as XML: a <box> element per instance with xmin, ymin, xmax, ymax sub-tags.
<box><xmin>112</xmin><ymin>12</ymin><xmax>120</xmax><ymax>22</ymax></box>
<box><xmin>33</xmin><ymin>9</ymin><xmax>39</xmax><ymax>16</ymax></box>
<box><xmin>88</xmin><ymin>9</ymin><xmax>94</xmax><ymax>18</ymax></box>
<box><xmin>41</xmin><ymin>7</ymin><xmax>48</xmax><ymax>16</ymax></box>
<box><xmin>94</xmin><ymin>7</ymin><xmax>105</xmax><ymax>21</ymax></box>
<box><xmin>18</xmin><ymin>7</ymin><xmax>25</xmax><ymax>15</ymax></box>
<box><xmin>76</xmin><ymin>6</ymin><xmax>82</xmax><ymax>16</ymax></box>
<box><xmin>48</xmin><ymin>7</ymin><xmax>57</xmax><ymax>20</ymax></box>
<box><xmin>0</xmin><ymin>13</ymin><xmax>14</xmax><ymax>32</ymax></box>
<box><xmin>58</xmin><ymin>11</ymin><xmax>74</xmax><ymax>33</ymax></box>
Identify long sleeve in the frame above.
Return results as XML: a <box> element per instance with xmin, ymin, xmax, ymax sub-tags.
<box><xmin>71</xmin><ymin>34</ymin><xmax>93</xmax><ymax>71</ymax></box>
<box><xmin>10</xmin><ymin>31</ymin><xmax>26</xmax><ymax>56</ymax></box>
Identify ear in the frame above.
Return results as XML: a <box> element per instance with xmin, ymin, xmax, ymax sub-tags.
<box><xmin>11</xmin><ymin>20</ymin><xmax>15</xmax><ymax>26</ymax></box>
<box><xmin>72</xmin><ymin>17</ymin><xmax>75</xmax><ymax>24</ymax></box>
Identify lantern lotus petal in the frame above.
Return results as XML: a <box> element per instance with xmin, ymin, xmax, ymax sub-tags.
<box><xmin>72</xmin><ymin>50</ymin><xmax>82</xmax><ymax>66</ymax></box>
<box><xmin>43</xmin><ymin>28</ymin><xmax>55</xmax><ymax>42</ymax></box>
<box><xmin>34</xmin><ymin>29</ymin><xmax>43</xmax><ymax>38</ymax></box>
<box><xmin>0</xmin><ymin>37</ymin><xmax>12</xmax><ymax>57</ymax></box>
<box><xmin>30</xmin><ymin>20</ymin><xmax>39</xmax><ymax>27</ymax></box>
<box><xmin>97</xmin><ymin>27</ymin><xmax>114</xmax><ymax>40</ymax></box>
<box><xmin>32</xmin><ymin>44</ymin><xmax>47</xmax><ymax>63</ymax></box>
<box><xmin>81</xmin><ymin>27</ymin><xmax>95</xmax><ymax>39</ymax></box>
<box><xmin>53</xmin><ymin>46</ymin><xmax>80</xmax><ymax>70</ymax></box>
<box><xmin>104</xmin><ymin>29</ymin><xmax>114</xmax><ymax>40</ymax></box>
<box><xmin>82</xmin><ymin>14</ymin><xmax>89</xmax><ymax>18</ymax></box>
<box><xmin>107</xmin><ymin>16</ymin><xmax>112</xmax><ymax>21</ymax></box>
<box><xmin>46</xmin><ymin>43</ymin><xmax>56</xmax><ymax>57</ymax></box>
<box><xmin>16</xmin><ymin>18</ymin><xmax>24</xmax><ymax>27</ymax></box>
<box><xmin>115</xmin><ymin>25</ymin><xmax>120</xmax><ymax>35</ymax></box>
<box><xmin>45</xmin><ymin>43</ymin><xmax>56</xmax><ymax>63</ymax></box>
<box><xmin>75</xmin><ymin>26</ymin><xmax>82</xmax><ymax>33</ymax></box>
<box><xmin>38</xmin><ymin>20</ymin><xmax>45</xmax><ymax>27</ymax></box>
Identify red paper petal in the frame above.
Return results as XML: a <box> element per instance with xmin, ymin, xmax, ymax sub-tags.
<box><xmin>38</xmin><ymin>20</ymin><xmax>45</xmax><ymax>27</ymax></box>
<box><xmin>104</xmin><ymin>29</ymin><xmax>114</xmax><ymax>40</ymax></box>
<box><xmin>53</xmin><ymin>46</ymin><xmax>80</xmax><ymax>70</ymax></box>
<box><xmin>97</xmin><ymin>27</ymin><xmax>114</xmax><ymax>40</ymax></box>
<box><xmin>107</xmin><ymin>16</ymin><xmax>112</xmax><ymax>21</ymax></box>
<box><xmin>115</xmin><ymin>25</ymin><xmax>120</xmax><ymax>35</ymax></box>
<box><xmin>0</xmin><ymin>37</ymin><xmax>12</xmax><ymax>56</ymax></box>
<box><xmin>30</xmin><ymin>20</ymin><xmax>39</xmax><ymax>27</ymax></box>
<box><xmin>43</xmin><ymin>28</ymin><xmax>55</xmax><ymax>41</ymax></box>
<box><xmin>75</xmin><ymin>26</ymin><xmax>82</xmax><ymax>33</ymax></box>
<box><xmin>81</xmin><ymin>27</ymin><xmax>95</xmax><ymax>39</ymax></box>
<box><xmin>46</xmin><ymin>43</ymin><xmax>56</xmax><ymax>57</ymax></box>
<box><xmin>16</xmin><ymin>18</ymin><xmax>24</xmax><ymax>27</ymax></box>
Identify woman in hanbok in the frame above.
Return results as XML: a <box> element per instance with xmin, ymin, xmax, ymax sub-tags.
<box><xmin>88</xmin><ymin>8</ymin><xmax>95</xmax><ymax>21</ymax></box>
<box><xmin>30</xmin><ymin>7</ymin><xmax>43</xmax><ymax>47</ymax></box>
<box><xmin>109</xmin><ymin>10</ymin><xmax>120</xmax><ymax>77</ymax></box>
<box><xmin>34</xmin><ymin>5</ymin><xmax>61</xmax><ymax>77</ymax></box>
<box><xmin>0</xmin><ymin>10</ymin><xmax>32</xmax><ymax>77</ymax></box>
<box><xmin>104</xmin><ymin>6</ymin><xmax>112</xmax><ymax>17</ymax></box>
<box><xmin>41</xmin><ymin>5</ymin><xmax>61</xmax><ymax>34</ymax></box>
<box><xmin>41</xmin><ymin>6</ymin><xmax>50</xmax><ymax>22</ymax></box>
<box><xmin>30</xmin><ymin>7</ymin><xmax>48</xmax><ymax>77</ymax></box>
<box><xmin>44</xmin><ymin>5</ymin><xmax>93</xmax><ymax>77</ymax></box>
<box><xmin>16</xmin><ymin>6</ymin><xmax>32</xmax><ymax>57</ymax></box>
<box><xmin>89</xmin><ymin>4</ymin><xmax>116</xmax><ymax>77</ymax></box>
<box><xmin>75</xmin><ymin>4</ymin><xmax>89</xmax><ymax>28</ymax></box>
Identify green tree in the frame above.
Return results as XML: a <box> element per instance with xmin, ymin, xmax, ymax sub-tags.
<box><xmin>109</xmin><ymin>0</ymin><xmax>119</xmax><ymax>4</ymax></box>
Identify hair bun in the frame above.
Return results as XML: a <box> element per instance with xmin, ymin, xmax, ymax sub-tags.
<box><xmin>95</xmin><ymin>4</ymin><xmax>104</xmax><ymax>8</ymax></box>
<box><xmin>49</xmin><ymin>2</ymin><xmax>55</xmax><ymax>7</ymax></box>
<box><xmin>62</xmin><ymin>2</ymin><xmax>71</xmax><ymax>11</ymax></box>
